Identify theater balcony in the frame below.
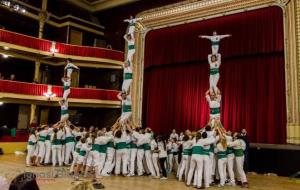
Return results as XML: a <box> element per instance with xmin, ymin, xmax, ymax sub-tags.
<box><xmin>0</xmin><ymin>80</ymin><xmax>120</xmax><ymax>108</ymax></box>
<box><xmin>0</xmin><ymin>29</ymin><xmax>124</xmax><ymax>69</ymax></box>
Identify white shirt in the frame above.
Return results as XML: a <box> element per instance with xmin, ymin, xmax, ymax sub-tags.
<box><xmin>51</xmin><ymin>130</ymin><xmax>64</xmax><ymax>141</ymax></box>
<box><xmin>208</xmin><ymin>54</ymin><xmax>221</xmax><ymax>69</ymax></box>
<box><xmin>28</xmin><ymin>134</ymin><xmax>37</xmax><ymax>144</ymax></box>
<box><xmin>206</xmin><ymin>95</ymin><xmax>221</xmax><ymax>110</ymax></box>
<box><xmin>158</xmin><ymin>142</ymin><xmax>167</xmax><ymax>158</ymax></box>
<box><xmin>170</xmin><ymin>133</ymin><xmax>179</xmax><ymax>140</ymax></box>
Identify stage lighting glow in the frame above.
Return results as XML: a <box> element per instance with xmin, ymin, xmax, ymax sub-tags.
<box><xmin>2</xmin><ymin>54</ymin><xmax>9</xmax><ymax>58</ymax></box>
<box><xmin>0</xmin><ymin>102</ymin><xmax>3</xmax><ymax>105</ymax></box>
<box><xmin>3</xmin><ymin>46</ymin><xmax>9</xmax><ymax>50</ymax></box>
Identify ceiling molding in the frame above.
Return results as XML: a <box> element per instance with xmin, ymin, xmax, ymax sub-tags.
<box><xmin>66</xmin><ymin>0</ymin><xmax>139</xmax><ymax>12</ymax></box>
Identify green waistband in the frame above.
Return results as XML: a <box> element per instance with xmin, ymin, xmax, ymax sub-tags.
<box><xmin>64</xmin><ymin>85</ymin><xmax>70</xmax><ymax>91</ymax></box>
<box><xmin>122</xmin><ymin>105</ymin><xmax>132</xmax><ymax>112</ymax></box>
<box><xmin>65</xmin><ymin>136</ymin><xmax>75</xmax><ymax>143</ymax></box>
<box><xmin>210</xmin><ymin>68</ymin><xmax>219</xmax><ymax>75</ymax></box>
<box><xmin>28</xmin><ymin>141</ymin><xmax>36</xmax><ymax>145</ymax></box>
<box><xmin>128</xmin><ymin>45</ymin><xmax>135</xmax><ymax>50</ymax></box>
<box><xmin>209</xmin><ymin>144</ymin><xmax>215</xmax><ymax>152</ymax></box>
<box><xmin>61</xmin><ymin>139</ymin><xmax>65</xmax><ymax>145</ymax></box>
<box><xmin>234</xmin><ymin>149</ymin><xmax>244</xmax><ymax>157</ymax></box>
<box><xmin>79</xmin><ymin>150</ymin><xmax>87</xmax><ymax>156</ymax></box>
<box><xmin>116</xmin><ymin>142</ymin><xmax>127</xmax><ymax>150</ymax></box>
<box><xmin>39</xmin><ymin>136</ymin><xmax>46</xmax><ymax>142</ymax></box>
<box><xmin>138</xmin><ymin>145</ymin><xmax>144</xmax><ymax>149</ymax></box>
<box><xmin>129</xmin><ymin>23</ymin><xmax>135</xmax><ymax>26</ymax></box>
<box><xmin>98</xmin><ymin>144</ymin><xmax>107</xmax><ymax>153</ymax></box>
<box><xmin>46</xmin><ymin>135</ymin><xmax>51</xmax><ymax>140</ymax></box>
<box><xmin>76</xmin><ymin>148</ymin><xmax>80</xmax><ymax>153</ymax></box>
<box><xmin>183</xmin><ymin>149</ymin><xmax>192</xmax><ymax>155</ymax></box>
<box><xmin>130</xmin><ymin>143</ymin><xmax>137</xmax><ymax>149</ymax></box>
<box><xmin>107</xmin><ymin>141</ymin><xmax>114</xmax><ymax>148</ymax></box>
<box><xmin>210</xmin><ymin>107</ymin><xmax>220</xmax><ymax>115</ymax></box>
<box><xmin>61</xmin><ymin>109</ymin><xmax>68</xmax><ymax>115</ymax></box>
<box><xmin>92</xmin><ymin>144</ymin><xmax>100</xmax><ymax>151</ymax></box>
<box><xmin>124</xmin><ymin>73</ymin><xmax>133</xmax><ymax>80</ymax></box>
<box><xmin>52</xmin><ymin>139</ymin><xmax>62</xmax><ymax>145</ymax></box>
<box><xmin>212</xmin><ymin>41</ymin><xmax>219</xmax><ymax>46</ymax></box>
<box><xmin>192</xmin><ymin>146</ymin><xmax>203</xmax><ymax>155</ymax></box>
<box><xmin>226</xmin><ymin>147</ymin><xmax>234</xmax><ymax>155</ymax></box>
<box><xmin>217</xmin><ymin>151</ymin><xmax>227</xmax><ymax>159</ymax></box>
<box><xmin>143</xmin><ymin>143</ymin><xmax>151</xmax><ymax>151</ymax></box>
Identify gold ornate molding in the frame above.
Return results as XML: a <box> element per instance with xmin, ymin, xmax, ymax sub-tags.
<box><xmin>132</xmin><ymin>0</ymin><xmax>300</xmax><ymax>144</ymax></box>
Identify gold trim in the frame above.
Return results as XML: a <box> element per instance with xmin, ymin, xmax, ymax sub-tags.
<box><xmin>132</xmin><ymin>0</ymin><xmax>299</xmax><ymax>144</ymax></box>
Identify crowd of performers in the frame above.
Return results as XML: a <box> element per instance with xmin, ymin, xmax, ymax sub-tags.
<box><xmin>25</xmin><ymin>121</ymin><xmax>249</xmax><ymax>188</ymax></box>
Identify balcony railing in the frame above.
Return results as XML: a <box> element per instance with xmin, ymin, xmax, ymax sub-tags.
<box><xmin>0</xmin><ymin>29</ymin><xmax>124</xmax><ymax>61</ymax></box>
<box><xmin>0</xmin><ymin>80</ymin><xmax>119</xmax><ymax>101</ymax></box>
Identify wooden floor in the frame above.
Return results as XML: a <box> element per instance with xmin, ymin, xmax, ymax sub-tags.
<box><xmin>0</xmin><ymin>154</ymin><xmax>299</xmax><ymax>190</ymax></box>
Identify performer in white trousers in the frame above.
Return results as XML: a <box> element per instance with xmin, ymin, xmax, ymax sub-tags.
<box><xmin>124</xmin><ymin>16</ymin><xmax>142</xmax><ymax>38</ymax></box>
<box><xmin>114</xmin><ymin>130</ymin><xmax>129</xmax><ymax>175</ymax></box>
<box><xmin>216</xmin><ymin>138</ymin><xmax>228</xmax><ymax>187</ymax></box>
<box><xmin>59</xmin><ymin>100</ymin><xmax>69</xmax><ymax>124</ymax></box>
<box><xmin>206</xmin><ymin>91</ymin><xmax>221</xmax><ymax>128</ymax></box>
<box><xmin>26</xmin><ymin>129</ymin><xmax>37</xmax><ymax>166</ymax></box>
<box><xmin>167</xmin><ymin>139</ymin><xmax>174</xmax><ymax>172</ymax></box>
<box><xmin>44</xmin><ymin>126</ymin><xmax>53</xmax><ymax>165</ymax></box>
<box><xmin>36</xmin><ymin>126</ymin><xmax>48</xmax><ymax>166</ymax></box>
<box><xmin>118</xmin><ymin>92</ymin><xmax>132</xmax><ymax>126</ymax></box>
<box><xmin>70</xmin><ymin>137</ymin><xmax>82</xmax><ymax>173</ymax></box>
<box><xmin>144</xmin><ymin>130</ymin><xmax>156</xmax><ymax>177</ymax></box>
<box><xmin>128</xmin><ymin>137</ymin><xmax>138</xmax><ymax>176</ymax></box>
<box><xmin>151</xmin><ymin>138</ymin><xmax>160</xmax><ymax>178</ymax></box>
<box><xmin>124</xmin><ymin>34</ymin><xmax>135</xmax><ymax>64</ymax></box>
<box><xmin>199</xmin><ymin>31</ymin><xmax>231</xmax><ymax>55</ymax></box>
<box><xmin>132</xmin><ymin>129</ymin><xmax>146</xmax><ymax>176</ymax></box>
<box><xmin>205</xmin><ymin>125</ymin><xmax>217</xmax><ymax>185</ymax></box>
<box><xmin>62</xmin><ymin>77</ymin><xmax>71</xmax><ymax>101</ymax></box>
<box><xmin>96</xmin><ymin>131</ymin><xmax>112</xmax><ymax>177</ymax></box>
<box><xmin>101</xmin><ymin>131</ymin><xmax>115</xmax><ymax>176</ymax></box>
<box><xmin>178</xmin><ymin>135</ymin><xmax>192</xmax><ymax>181</ymax></box>
<box><xmin>226</xmin><ymin>132</ymin><xmax>236</xmax><ymax>186</ymax></box>
<box><xmin>64</xmin><ymin>58</ymin><xmax>79</xmax><ymax>78</ymax></box>
<box><xmin>122</xmin><ymin>61</ymin><xmax>133</xmax><ymax>94</ymax></box>
<box><xmin>85</xmin><ymin>134</ymin><xmax>98</xmax><ymax>178</ymax></box>
<box><xmin>51</xmin><ymin>128</ymin><xmax>64</xmax><ymax>167</ymax></box>
<box><xmin>75</xmin><ymin>139</ymin><xmax>91</xmax><ymax>179</ymax></box>
<box><xmin>64</xmin><ymin>125</ymin><xmax>75</xmax><ymax>165</ymax></box>
<box><xmin>208</xmin><ymin>53</ymin><xmax>221</xmax><ymax>95</ymax></box>
<box><xmin>228</xmin><ymin>133</ymin><xmax>249</xmax><ymax>188</ymax></box>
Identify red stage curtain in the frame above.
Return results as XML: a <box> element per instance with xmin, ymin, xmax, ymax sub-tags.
<box><xmin>143</xmin><ymin>6</ymin><xmax>286</xmax><ymax>144</ymax></box>
<box><xmin>0</xmin><ymin>80</ymin><xmax>119</xmax><ymax>101</ymax></box>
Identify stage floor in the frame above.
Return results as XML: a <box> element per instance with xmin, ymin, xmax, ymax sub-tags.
<box><xmin>0</xmin><ymin>155</ymin><xmax>299</xmax><ymax>190</ymax></box>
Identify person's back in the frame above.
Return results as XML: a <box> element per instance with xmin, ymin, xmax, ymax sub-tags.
<box><xmin>9</xmin><ymin>172</ymin><xmax>39</xmax><ymax>190</ymax></box>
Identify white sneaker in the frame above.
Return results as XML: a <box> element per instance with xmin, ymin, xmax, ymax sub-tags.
<box><xmin>160</xmin><ymin>177</ymin><xmax>167</xmax><ymax>180</ymax></box>
<box><xmin>101</xmin><ymin>173</ymin><xmax>110</xmax><ymax>177</ymax></box>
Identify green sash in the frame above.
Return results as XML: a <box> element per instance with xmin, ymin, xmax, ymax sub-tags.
<box><xmin>129</xmin><ymin>23</ymin><xmax>135</xmax><ymax>26</ymax></box>
<box><xmin>39</xmin><ymin>136</ymin><xmax>46</xmax><ymax>142</ymax></box>
<box><xmin>210</xmin><ymin>68</ymin><xmax>219</xmax><ymax>75</ymax></box>
<box><xmin>209</xmin><ymin>144</ymin><xmax>215</xmax><ymax>152</ymax></box>
<box><xmin>183</xmin><ymin>148</ymin><xmax>192</xmax><ymax>156</ymax></box>
<box><xmin>28</xmin><ymin>141</ymin><xmax>35</xmax><ymax>146</ymax></box>
<box><xmin>61</xmin><ymin>109</ymin><xmax>68</xmax><ymax>115</ymax></box>
<box><xmin>98</xmin><ymin>144</ymin><xmax>107</xmax><ymax>153</ymax></box>
<box><xmin>64</xmin><ymin>85</ymin><xmax>70</xmax><ymax>91</ymax></box>
<box><xmin>226</xmin><ymin>147</ymin><xmax>234</xmax><ymax>155</ymax></box>
<box><xmin>124</xmin><ymin>73</ymin><xmax>133</xmax><ymax>80</ymax></box>
<box><xmin>65</xmin><ymin>136</ymin><xmax>75</xmax><ymax>143</ymax></box>
<box><xmin>46</xmin><ymin>135</ymin><xmax>51</xmax><ymax>141</ymax></box>
<box><xmin>212</xmin><ymin>41</ymin><xmax>219</xmax><ymax>46</ymax></box>
<box><xmin>107</xmin><ymin>141</ymin><xmax>114</xmax><ymax>148</ymax></box>
<box><xmin>92</xmin><ymin>144</ymin><xmax>100</xmax><ymax>151</ymax></box>
<box><xmin>76</xmin><ymin>148</ymin><xmax>80</xmax><ymax>153</ymax></box>
<box><xmin>234</xmin><ymin>149</ymin><xmax>244</xmax><ymax>157</ymax></box>
<box><xmin>116</xmin><ymin>142</ymin><xmax>127</xmax><ymax>150</ymax></box>
<box><xmin>202</xmin><ymin>148</ymin><xmax>210</xmax><ymax>155</ymax></box>
<box><xmin>192</xmin><ymin>146</ymin><xmax>203</xmax><ymax>155</ymax></box>
<box><xmin>128</xmin><ymin>45</ymin><xmax>135</xmax><ymax>50</ymax></box>
<box><xmin>210</xmin><ymin>107</ymin><xmax>220</xmax><ymax>115</ymax></box>
<box><xmin>143</xmin><ymin>143</ymin><xmax>151</xmax><ymax>151</ymax></box>
<box><xmin>122</xmin><ymin>105</ymin><xmax>132</xmax><ymax>112</ymax></box>
<box><xmin>52</xmin><ymin>139</ymin><xmax>62</xmax><ymax>145</ymax></box>
<box><xmin>79</xmin><ymin>150</ymin><xmax>87</xmax><ymax>156</ymax></box>
<box><xmin>217</xmin><ymin>151</ymin><xmax>227</xmax><ymax>159</ymax></box>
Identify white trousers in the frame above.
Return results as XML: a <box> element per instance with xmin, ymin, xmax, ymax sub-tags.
<box><xmin>187</xmin><ymin>155</ymin><xmax>203</xmax><ymax>187</ymax></box>
<box><xmin>66</xmin><ymin>69</ymin><xmax>73</xmax><ymax>78</ymax></box>
<box><xmin>63</xmin><ymin>88</ymin><xmax>70</xmax><ymax>100</ymax></box>
<box><xmin>227</xmin><ymin>154</ymin><xmax>235</xmax><ymax>184</ymax></box>
<box><xmin>129</xmin><ymin>148</ymin><xmax>137</xmax><ymax>175</ymax></box>
<box><xmin>137</xmin><ymin>149</ymin><xmax>145</xmax><ymax>175</ymax></box>
<box><xmin>120</xmin><ymin>112</ymin><xmax>132</xmax><ymax>126</ymax></box>
<box><xmin>209</xmin><ymin>73</ymin><xmax>220</xmax><ymax>94</ymax></box>
<box><xmin>44</xmin><ymin>140</ymin><xmax>51</xmax><ymax>164</ymax></box>
<box><xmin>96</xmin><ymin>153</ymin><xmax>107</xmax><ymax>176</ymax></box>
<box><xmin>52</xmin><ymin>145</ymin><xmax>62</xmax><ymax>166</ymax></box>
<box><xmin>152</xmin><ymin>154</ymin><xmax>160</xmax><ymax>177</ymax></box>
<box><xmin>178</xmin><ymin>155</ymin><xmax>190</xmax><ymax>181</ymax></box>
<box><xmin>168</xmin><ymin>154</ymin><xmax>173</xmax><ymax>171</ymax></box>
<box><xmin>208</xmin><ymin>152</ymin><xmax>216</xmax><ymax>183</ymax></box>
<box><xmin>60</xmin><ymin>114</ymin><xmax>69</xmax><ymax>123</ymax></box>
<box><xmin>70</xmin><ymin>152</ymin><xmax>79</xmax><ymax>173</ymax></box>
<box><xmin>26</xmin><ymin>145</ymin><xmax>35</xmax><ymax>165</ymax></box>
<box><xmin>128</xmin><ymin>25</ymin><xmax>135</xmax><ymax>36</ymax></box>
<box><xmin>37</xmin><ymin>141</ymin><xmax>45</xmax><ymax>161</ymax></box>
<box><xmin>127</xmin><ymin>49</ymin><xmax>135</xmax><ymax>63</ymax></box>
<box><xmin>235</xmin><ymin>156</ymin><xmax>247</xmax><ymax>183</ymax></box>
<box><xmin>122</xmin><ymin>78</ymin><xmax>132</xmax><ymax>93</ymax></box>
<box><xmin>115</xmin><ymin>149</ymin><xmax>129</xmax><ymax>175</ymax></box>
<box><xmin>211</xmin><ymin>45</ymin><xmax>219</xmax><ymax>55</ymax></box>
<box><xmin>86</xmin><ymin>150</ymin><xmax>99</xmax><ymax>167</ymax></box>
<box><xmin>218</xmin><ymin>158</ymin><xmax>227</xmax><ymax>185</ymax></box>
<box><xmin>145</xmin><ymin>150</ymin><xmax>156</xmax><ymax>176</ymax></box>
<box><xmin>64</xmin><ymin>142</ymin><xmax>75</xmax><ymax>164</ymax></box>
<box><xmin>102</xmin><ymin>148</ymin><xmax>115</xmax><ymax>175</ymax></box>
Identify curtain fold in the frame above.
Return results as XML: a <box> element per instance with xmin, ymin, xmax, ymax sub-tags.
<box><xmin>143</xmin><ymin>6</ymin><xmax>286</xmax><ymax>144</ymax></box>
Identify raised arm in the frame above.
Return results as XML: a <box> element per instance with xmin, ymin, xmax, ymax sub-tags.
<box><xmin>124</xmin><ymin>19</ymin><xmax>130</xmax><ymax>23</ymax></box>
<box><xmin>217</xmin><ymin>53</ymin><xmax>221</xmax><ymax>67</ymax></box>
<box><xmin>117</xmin><ymin>92</ymin><xmax>123</xmax><ymax>101</ymax></box>
<box><xmin>219</xmin><ymin>34</ymin><xmax>231</xmax><ymax>39</ymax></box>
<box><xmin>123</xmin><ymin>34</ymin><xmax>129</xmax><ymax>43</ymax></box>
<box><xmin>199</xmin><ymin>35</ymin><xmax>213</xmax><ymax>40</ymax></box>
<box><xmin>208</xmin><ymin>54</ymin><xmax>212</xmax><ymax>64</ymax></box>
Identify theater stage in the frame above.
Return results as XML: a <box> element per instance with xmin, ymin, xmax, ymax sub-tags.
<box><xmin>0</xmin><ymin>155</ymin><xmax>299</xmax><ymax>190</ymax></box>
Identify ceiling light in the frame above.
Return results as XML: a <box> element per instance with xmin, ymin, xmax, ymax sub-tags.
<box><xmin>0</xmin><ymin>102</ymin><xmax>3</xmax><ymax>106</ymax></box>
<box><xmin>2</xmin><ymin>54</ymin><xmax>9</xmax><ymax>58</ymax></box>
<box><xmin>3</xmin><ymin>46</ymin><xmax>9</xmax><ymax>50</ymax></box>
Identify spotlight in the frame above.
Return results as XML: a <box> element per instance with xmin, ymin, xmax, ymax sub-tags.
<box><xmin>0</xmin><ymin>102</ymin><xmax>3</xmax><ymax>106</ymax></box>
<box><xmin>3</xmin><ymin>46</ymin><xmax>9</xmax><ymax>50</ymax></box>
<box><xmin>2</xmin><ymin>54</ymin><xmax>9</xmax><ymax>58</ymax></box>
<box><xmin>21</xmin><ymin>8</ymin><xmax>26</xmax><ymax>13</ymax></box>
<box><xmin>2</xmin><ymin>1</ymin><xmax>11</xmax><ymax>7</ymax></box>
